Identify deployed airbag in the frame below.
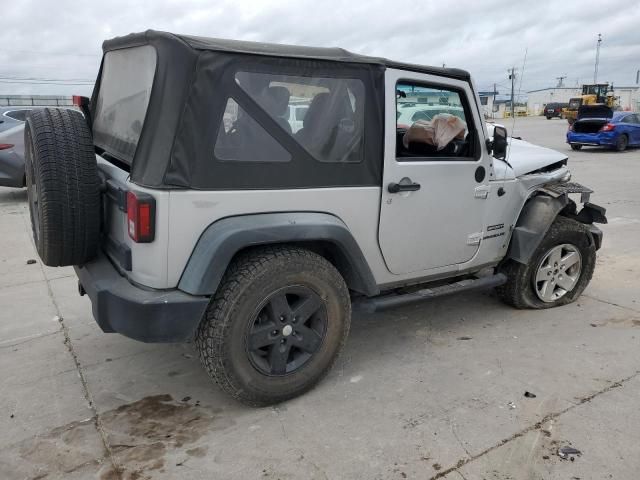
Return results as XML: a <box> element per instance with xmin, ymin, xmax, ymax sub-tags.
<box><xmin>403</xmin><ymin>113</ymin><xmax>466</xmax><ymax>150</ymax></box>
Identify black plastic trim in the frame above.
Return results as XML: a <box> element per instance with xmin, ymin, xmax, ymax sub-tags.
<box><xmin>507</xmin><ymin>194</ymin><xmax>568</xmax><ymax>265</ymax></box>
<box><xmin>178</xmin><ymin>212</ymin><xmax>379</xmax><ymax>297</ymax></box>
<box><xmin>355</xmin><ymin>273</ymin><xmax>506</xmax><ymax>313</ymax></box>
<box><xmin>75</xmin><ymin>252</ymin><xmax>209</xmax><ymax>343</ymax></box>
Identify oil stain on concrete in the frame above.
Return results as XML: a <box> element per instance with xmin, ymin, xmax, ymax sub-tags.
<box><xmin>1</xmin><ymin>394</ymin><xmax>234</xmax><ymax>480</ymax></box>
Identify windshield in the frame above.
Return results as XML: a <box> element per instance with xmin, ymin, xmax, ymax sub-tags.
<box><xmin>93</xmin><ymin>45</ymin><xmax>157</xmax><ymax>164</ymax></box>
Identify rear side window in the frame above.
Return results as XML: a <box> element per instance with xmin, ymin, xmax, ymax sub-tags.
<box><xmin>233</xmin><ymin>71</ymin><xmax>365</xmax><ymax>163</ymax></box>
<box><xmin>93</xmin><ymin>45</ymin><xmax>157</xmax><ymax>164</ymax></box>
<box><xmin>4</xmin><ymin>110</ymin><xmax>30</xmax><ymax>121</ymax></box>
<box><xmin>214</xmin><ymin>98</ymin><xmax>291</xmax><ymax>163</ymax></box>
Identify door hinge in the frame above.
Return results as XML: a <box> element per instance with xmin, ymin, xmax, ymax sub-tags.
<box><xmin>474</xmin><ymin>185</ymin><xmax>490</xmax><ymax>199</ymax></box>
<box><xmin>467</xmin><ymin>232</ymin><xmax>483</xmax><ymax>245</ymax></box>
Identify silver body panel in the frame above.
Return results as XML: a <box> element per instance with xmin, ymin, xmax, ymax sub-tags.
<box><xmin>98</xmin><ymin>69</ymin><xmax>572</xmax><ymax>293</ymax></box>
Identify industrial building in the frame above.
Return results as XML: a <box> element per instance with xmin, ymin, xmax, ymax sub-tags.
<box><xmin>527</xmin><ymin>85</ymin><xmax>640</xmax><ymax>115</ymax></box>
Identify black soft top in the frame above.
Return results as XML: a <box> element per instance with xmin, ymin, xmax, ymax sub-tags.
<box><xmin>94</xmin><ymin>30</ymin><xmax>471</xmax><ymax>189</ymax></box>
<box><xmin>103</xmin><ymin>30</ymin><xmax>471</xmax><ymax>81</ymax></box>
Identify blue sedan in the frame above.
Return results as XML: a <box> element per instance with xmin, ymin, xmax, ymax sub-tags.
<box><xmin>567</xmin><ymin>111</ymin><xmax>640</xmax><ymax>152</ymax></box>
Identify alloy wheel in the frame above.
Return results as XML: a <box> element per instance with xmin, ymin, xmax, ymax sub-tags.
<box><xmin>533</xmin><ymin>243</ymin><xmax>582</xmax><ymax>303</ymax></box>
<box><xmin>246</xmin><ymin>285</ymin><xmax>327</xmax><ymax>376</ymax></box>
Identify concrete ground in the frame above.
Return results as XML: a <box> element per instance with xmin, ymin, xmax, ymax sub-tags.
<box><xmin>1</xmin><ymin>115</ymin><xmax>639</xmax><ymax>480</ymax></box>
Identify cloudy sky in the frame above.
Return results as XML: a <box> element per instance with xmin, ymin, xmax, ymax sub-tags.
<box><xmin>2</xmin><ymin>0</ymin><xmax>639</xmax><ymax>98</ymax></box>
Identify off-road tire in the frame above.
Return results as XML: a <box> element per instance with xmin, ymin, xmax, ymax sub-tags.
<box><xmin>195</xmin><ymin>246</ymin><xmax>351</xmax><ymax>406</ymax></box>
<box><xmin>496</xmin><ymin>216</ymin><xmax>596</xmax><ymax>309</ymax></box>
<box><xmin>24</xmin><ymin>108</ymin><xmax>100</xmax><ymax>266</ymax></box>
<box><xmin>570</xmin><ymin>144</ymin><xmax>582</xmax><ymax>151</ymax></box>
<box><xmin>615</xmin><ymin>134</ymin><xmax>628</xmax><ymax>152</ymax></box>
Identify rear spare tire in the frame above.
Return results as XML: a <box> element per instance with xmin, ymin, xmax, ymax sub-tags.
<box><xmin>24</xmin><ymin>108</ymin><xmax>100</xmax><ymax>266</ymax></box>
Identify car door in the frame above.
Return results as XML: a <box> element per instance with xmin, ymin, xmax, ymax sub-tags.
<box><xmin>628</xmin><ymin>114</ymin><xmax>640</xmax><ymax>144</ymax></box>
<box><xmin>378</xmin><ymin>69</ymin><xmax>492</xmax><ymax>275</ymax></box>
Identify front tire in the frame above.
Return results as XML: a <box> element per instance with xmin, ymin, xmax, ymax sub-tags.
<box><xmin>195</xmin><ymin>246</ymin><xmax>351</xmax><ymax>406</ymax></box>
<box><xmin>497</xmin><ymin>217</ymin><xmax>596</xmax><ymax>309</ymax></box>
<box><xmin>570</xmin><ymin>144</ymin><xmax>582</xmax><ymax>151</ymax></box>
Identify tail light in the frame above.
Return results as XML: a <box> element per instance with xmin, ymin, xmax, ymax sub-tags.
<box><xmin>599</xmin><ymin>123</ymin><xmax>615</xmax><ymax>132</ymax></box>
<box><xmin>126</xmin><ymin>191</ymin><xmax>155</xmax><ymax>243</ymax></box>
<box><xmin>0</xmin><ymin>143</ymin><xmax>14</xmax><ymax>150</ymax></box>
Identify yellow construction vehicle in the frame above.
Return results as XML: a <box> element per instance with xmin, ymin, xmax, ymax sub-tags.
<box><xmin>562</xmin><ymin>83</ymin><xmax>617</xmax><ymax>124</ymax></box>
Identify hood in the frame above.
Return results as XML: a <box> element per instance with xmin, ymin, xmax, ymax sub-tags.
<box><xmin>507</xmin><ymin>138</ymin><xmax>568</xmax><ymax>177</ymax></box>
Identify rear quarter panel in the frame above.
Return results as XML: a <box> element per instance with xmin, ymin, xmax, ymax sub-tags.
<box><xmin>166</xmin><ymin>188</ymin><xmax>387</xmax><ymax>288</ymax></box>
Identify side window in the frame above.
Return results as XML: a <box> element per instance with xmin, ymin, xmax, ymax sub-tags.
<box><xmin>214</xmin><ymin>98</ymin><xmax>291</xmax><ymax>163</ymax></box>
<box><xmin>235</xmin><ymin>71</ymin><xmax>365</xmax><ymax>163</ymax></box>
<box><xmin>396</xmin><ymin>82</ymin><xmax>475</xmax><ymax>160</ymax></box>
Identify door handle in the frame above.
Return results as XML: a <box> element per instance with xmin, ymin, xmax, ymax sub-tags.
<box><xmin>388</xmin><ymin>182</ymin><xmax>421</xmax><ymax>194</ymax></box>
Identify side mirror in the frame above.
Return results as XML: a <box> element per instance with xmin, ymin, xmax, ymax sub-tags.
<box><xmin>492</xmin><ymin>125</ymin><xmax>508</xmax><ymax>160</ymax></box>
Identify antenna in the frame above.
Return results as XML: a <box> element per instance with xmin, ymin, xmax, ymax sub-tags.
<box><xmin>556</xmin><ymin>76</ymin><xmax>566</xmax><ymax>87</ymax></box>
<box><xmin>500</xmin><ymin>48</ymin><xmax>528</xmax><ymax>177</ymax></box>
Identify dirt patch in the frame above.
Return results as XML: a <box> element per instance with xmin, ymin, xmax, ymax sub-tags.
<box><xmin>592</xmin><ymin>316</ymin><xmax>640</xmax><ymax>328</ymax></box>
<box><xmin>99</xmin><ymin>394</ymin><xmax>233</xmax><ymax>479</ymax></box>
<box><xmin>1</xmin><ymin>395</ymin><xmax>232</xmax><ymax>480</ymax></box>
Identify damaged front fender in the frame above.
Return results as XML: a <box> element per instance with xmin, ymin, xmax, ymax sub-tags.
<box><xmin>507</xmin><ymin>194</ymin><xmax>569</xmax><ymax>265</ymax></box>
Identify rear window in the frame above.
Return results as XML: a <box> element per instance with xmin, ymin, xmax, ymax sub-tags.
<box><xmin>93</xmin><ymin>45</ymin><xmax>157</xmax><ymax>164</ymax></box>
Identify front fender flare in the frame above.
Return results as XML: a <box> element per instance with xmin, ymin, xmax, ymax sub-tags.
<box><xmin>506</xmin><ymin>194</ymin><xmax>568</xmax><ymax>265</ymax></box>
<box><xmin>178</xmin><ymin>212</ymin><xmax>379</xmax><ymax>297</ymax></box>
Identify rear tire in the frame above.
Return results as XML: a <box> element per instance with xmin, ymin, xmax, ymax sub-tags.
<box><xmin>615</xmin><ymin>134</ymin><xmax>628</xmax><ymax>152</ymax></box>
<box><xmin>195</xmin><ymin>246</ymin><xmax>351</xmax><ymax>406</ymax></box>
<box><xmin>24</xmin><ymin>108</ymin><xmax>101</xmax><ymax>266</ymax></box>
<box><xmin>497</xmin><ymin>217</ymin><xmax>596</xmax><ymax>309</ymax></box>
<box><xmin>570</xmin><ymin>144</ymin><xmax>582</xmax><ymax>151</ymax></box>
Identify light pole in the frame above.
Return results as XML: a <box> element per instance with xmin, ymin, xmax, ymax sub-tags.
<box><xmin>594</xmin><ymin>34</ymin><xmax>602</xmax><ymax>84</ymax></box>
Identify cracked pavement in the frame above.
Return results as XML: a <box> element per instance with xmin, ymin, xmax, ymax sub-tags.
<box><xmin>1</xmin><ymin>116</ymin><xmax>639</xmax><ymax>479</ymax></box>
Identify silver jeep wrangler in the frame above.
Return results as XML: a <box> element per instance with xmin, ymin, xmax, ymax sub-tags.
<box><xmin>24</xmin><ymin>30</ymin><xmax>606</xmax><ymax>406</ymax></box>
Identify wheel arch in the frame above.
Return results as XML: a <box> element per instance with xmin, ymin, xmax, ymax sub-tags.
<box><xmin>505</xmin><ymin>190</ymin><xmax>606</xmax><ymax>265</ymax></box>
<box><xmin>505</xmin><ymin>193</ymin><xmax>569</xmax><ymax>265</ymax></box>
<box><xmin>178</xmin><ymin>212</ymin><xmax>380</xmax><ymax>297</ymax></box>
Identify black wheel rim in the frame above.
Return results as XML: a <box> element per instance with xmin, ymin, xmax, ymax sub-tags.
<box><xmin>24</xmin><ymin>131</ymin><xmax>40</xmax><ymax>240</ymax></box>
<box><xmin>246</xmin><ymin>285</ymin><xmax>327</xmax><ymax>376</ymax></box>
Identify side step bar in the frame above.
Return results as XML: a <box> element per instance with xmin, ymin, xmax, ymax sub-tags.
<box><xmin>354</xmin><ymin>273</ymin><xmax>507</xmax><ymax>313</ymax></box>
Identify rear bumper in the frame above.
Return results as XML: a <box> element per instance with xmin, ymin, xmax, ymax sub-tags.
<box><xmin>75</xmin><ymin>252</ymin><xmax>209</xmax><ymax>343</ymax></box>
<box><xmin>566</xmin><ymin>131</ymin><xmax>616</xmax><ymax>146</ymax></box>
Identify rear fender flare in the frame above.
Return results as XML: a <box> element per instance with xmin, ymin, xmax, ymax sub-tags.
<box><xmin>178</xmin><ymin>212</ymin><xmax>379</xmax><ymax>297</ymax></box>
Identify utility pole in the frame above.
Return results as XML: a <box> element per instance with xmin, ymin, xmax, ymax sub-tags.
<box><xmin>508</xmin><ymin>67</ymin><xmax>516</xmax><ymax>118</ymax></box>
<box><xmin>594</xmin><ymin>33</ymin><xmax>602</xmax><ymax>83</ymax></box>
<box><xmin>556</xmin><ymin>76</ymin><xmax>566</xmax><ymax>87</ymax></box>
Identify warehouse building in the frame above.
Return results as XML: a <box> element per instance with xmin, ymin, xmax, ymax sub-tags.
<box><xmin>527</xmin><ymin>86</ymin><xmax>640</xmax><ymax>115</ymax></box>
